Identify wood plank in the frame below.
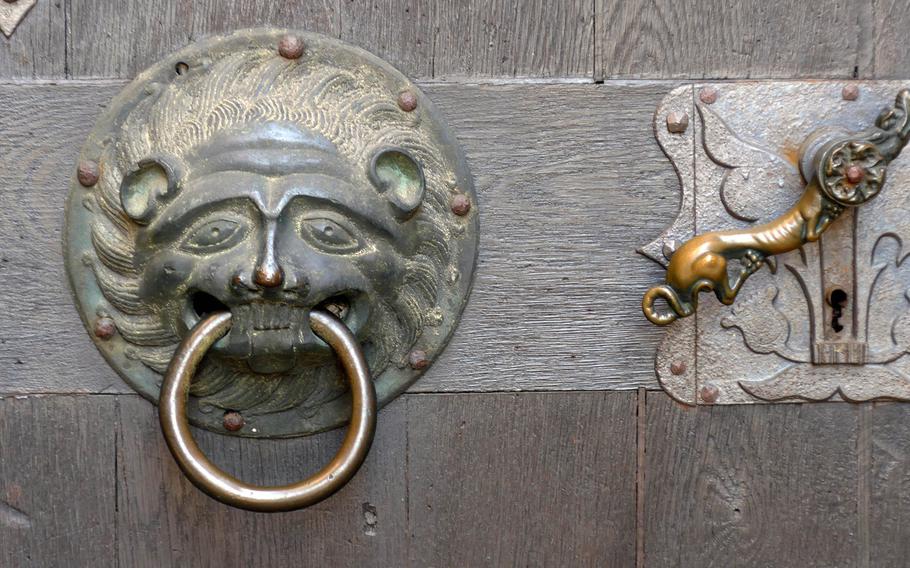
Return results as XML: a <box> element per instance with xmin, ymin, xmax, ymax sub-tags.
<box><xmin>416</xmin><ymin>82</ymin><xmax>675</xmax><ymax>392</ymax></box>
<box><xmin>407</xmin><ymin>391</ymin><xmax>638</xmax><ymax>566</ymax></box>
<box><xmin>597</xmin><ymin>0</ymin><xmax>868</xmax><ymax>80</ymax></box>
<box><xmin>867</xmin><ymin>0</ymin><xmax>910</xmax><ymax>79</ymax></box>
<box><xmin>338</xmin><ymin>0</ymin><xmax>434</xmax><ymax>78</ymax></box>
<box><xmin>427</xmin><ymin>0</ymin><xmax>592</xmax><ymax>78</ymax></box>
<box><xmin>65</xmin><ymin>0</ymin><xmax>338</xmax><ymax>80</ymax></box>
<box><xmin>0</xmin><ymin>83</ymin><xmax>134</xmax><ymax>395</ymax></box>
<box><xmin>0</xmin><ymin>0</ymin><xmax>66</xmax><ymax>79</ymax></box>
<box><xmin>67</xmin><ymin>0</ymin><xmax>593</xmax><ymax>79</ymax></box>
<box><xmin>0</xmin><ymin>395</ymin><xmax>117</xmax><ymax>567</ymax></box>
<box><xmin>643</xmin><ymin>392</ymin><xmax>860</xmax><ymax>567</ymax></box>
<box><xmin>116</xmin><ymin>394</ymin><xmax>408</xmax><ymax>567</ymax></box>
<box><xmin>866</xmin><ymin>402</ymin><xmax>910</xmax><ymax>566</ymax></box>
<box><xmin>0</xmin><ymin>81</ymin><xmax>678</xmax><ymax>395</ymax></box>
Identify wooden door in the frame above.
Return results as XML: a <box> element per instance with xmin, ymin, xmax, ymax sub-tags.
<box><xmin>0</xmin><ymin>2</ymin><xmax>907</xmax><ymax>566</ymax></box>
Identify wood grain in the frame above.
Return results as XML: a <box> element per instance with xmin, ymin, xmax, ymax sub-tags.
<box><xmin>643</xmin><ymin>392</ymin><xmax>861</xmax><ymax>567</ymax></box>
<box><xmin>417</xmin><ymin>0</ymin><xmax>594</xmax><ymax>78</ymax></box>
<box><xmin>66</xmin><ymin>0</ymin><xmax>593</xmax><ymax>80</ymax></box>
<box><xmin>0</xmin><ymin>0</ymin><xmax>66</xmax><ymax>79</ymax></box>
<box><xmin>0</xmin><ymin>392</ymin><xmax>903</xmax><ymax>567</ymax></box>
<box><xmin>0</xmin><ymin>81</ymin><xmax>678</xmax><ymax>395</ymax></box>
<box><xmin>0</xmin><ymin>395</ymin><xmax>117</xmax><ymax>567</ymax></box>
<box><xmin>416</xmin><ymin>82</ymin><xmax>675</xmax><ymax>392</ymax></box>
<box><xmin>9</xmin><ymin>0</ymin><xmax>910</xmax><ymax>81</ymax></box>
<box><xmin>116</xmin><ymin>394</ymin><xmax>408</xmax><ymax>567</ymax></box>
<box><xmin>866</xmin><ymin>402</ymin><xmax>910</xmax><ymax>566</ymax></box>
<box><xmin>65</xmin><ymin>0</ymin><xmax>338</xmax><ymax>80</ymax></box>
<box><xmin>4</xmin><ymin>4</ymin><xmax>910</xmax><ymax>567</ymax></box>
<box><xmin>407</xmin><ymin>391</ymin><xmax>638</xmax><ymax>566</ymax></box>
<box><xmin>597</xmin><ymin>0</ymin><xmax>869</xmax><ymax>80</ymax></box>
<box><xmin>0</xmin><ymin>84</ymin><xmax>133</xmax><ymax>395</ymax></box>
<box><xmin>866</xmin><ymin>0</ymin><xmax>910</xmax><ymax>79</ymax></box>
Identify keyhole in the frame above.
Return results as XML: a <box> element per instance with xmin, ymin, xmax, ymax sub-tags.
<box><xmin>828</xmin><ymin>288</ymin><xmax>848</xmax><ymax>333</ymax></box>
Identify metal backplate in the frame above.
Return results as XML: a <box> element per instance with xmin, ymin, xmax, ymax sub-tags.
<box><xmin>0</xmin><ymin>0</ymin><xmax>37</xmax><ymax>38</ymax></box>
<box><xmin>64</xmin><ymin>29</ymin><xmax>478</xmax><ymax>436</ymax></box>
<box><xmin>645</xmin><ymin>82</ymin><xmax>910</xmax><ymax>405</ymax></box>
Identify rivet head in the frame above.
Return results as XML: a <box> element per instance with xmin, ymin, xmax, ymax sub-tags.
<box><xmin>94</xmin><ymin>317</ymin><xmax>117</xmax><ymax>340</ymax></box>
<box><xmin>278</xmin><ymin>35</ymin><xmax>305</xmax><ymax>60</ymax></box>
<box><xmin>223</xmin><ymin>411</ymin><xmax>245</xmax><ymax>432</ymax></box>
<box><xmin>666</xmin><ymin>111</ymin><xmax>689</xmax><ymax>134</ymax></box>
<box><xmin>700</xmin><ymin>383</ymin><xmax>720</xmax><ymax>404</ymax></box>
<box><xmin>846</xmin><ymin>164</ymin><xmax>865</xmax><ymax>184</ymax></box>
<box><xmin>408</xmin><ymin>349</ymin><xmax>430</xmax><ymax>370</ymax></box>
<box><xmin>842</xmin><ymin>84</ymin><xmax>860</xmax><ymax>101</ymax></box>
<box><xmin>398</xmin><ymin>90</ymin><xmax>418</xmax><ymax>112</ymax></box>
<box><xmin>670</xmin><ymin>361</ymin><xmax>687</xmax><ymax>375</ymax></box>
<box><xmin>77</xmin><ymin>161</ymin><xmax>100</xmax><ymax>187</ymax></box>
<box><xmin>699</xmin><ymin>87</ymin><xmax>718</xmax><ymax>105</ymax></box>
<box><xmin>451</xmin><ymin>194</ymin><xmax>471</xmax><ymax>216</ymax></box>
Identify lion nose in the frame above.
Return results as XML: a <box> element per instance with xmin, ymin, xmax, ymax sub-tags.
<box><xmin>254</xmin><ymin>263</ymin><xmax>284</xmax><ymax>288</ymax></box>
<box><xmin>254</xmin><ymin>220</ymin><xmax>285</xmax><ymax>289</ymax></box>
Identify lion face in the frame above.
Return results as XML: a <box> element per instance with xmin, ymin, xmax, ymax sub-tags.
<box><xmin>66</xmin><ymin>31</ymin><xmax>478</xmax><ymax>436</ymax></box>
<box><xmin>125</xmin><ymin>123</ymin><xmax>423</xmax><ymax>377</ymax></box>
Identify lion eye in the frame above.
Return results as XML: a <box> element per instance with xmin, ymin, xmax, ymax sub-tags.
<box><xmin>182</xmin><ymin>219</ymin><xmax>245</xmax><ymax>252</ymax></box>
<box><xmin>300</xmin><ymin>217</ymin><xmax>363</xmax><ymax>253</ymax></box>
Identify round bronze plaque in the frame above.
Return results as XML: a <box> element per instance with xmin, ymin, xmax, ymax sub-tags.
<box><xmin>64</xmin><ymin>29</ymin><xmax>478</xmax><ymax>437</ymax></box>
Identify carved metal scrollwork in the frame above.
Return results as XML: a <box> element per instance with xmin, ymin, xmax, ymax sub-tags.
<box><xmin>643</xmin><ymin>83</ymin><xmax>910</xmax><ymax>405</ymax></box>
<box><xmin>643</xmin><ymin>89</ymin><xmax>910</xmax><ymax>326</ymax></box>
<box><xmin>0</xmin><ymin>0</ymin><xmax>37</xmax><ymax>38</ymax></box>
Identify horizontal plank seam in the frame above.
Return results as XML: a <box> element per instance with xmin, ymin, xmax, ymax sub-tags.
<box><xmin>1</xmin><ymin>390</ymin><xmax>649</xmax><ymax>400</ymax></box>
<box><xmin>0</xmin><ymin>77</ymin><xmax>600</xmax><ymax>87</ymax></box>
<box><xmin>9</xmin><ymin>388</ymin><xmax>899</xmax><ymax>398</ymax></box>
<box><xmin>0</xmin><ymin>393</ymin><xmax>143</xmax><ymax>399</ymax></box>
<box><xmin>0</xmin><ymin>77</ymin><xmax>879</xmax><ymax>88</ymax></box>
<box><xmin>0</xmin><ymin>387</ymin><xmax>657</xmax><ymax>398</ymax></box>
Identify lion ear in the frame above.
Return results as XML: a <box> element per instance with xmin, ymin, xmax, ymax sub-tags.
<box><xmin>120</xmin><ymin>154</ymin><xmax>185</xmax><ymax>224</ymax></box>
<box><xmin>368</xmin><ymin>148</ymin><xmax>426</xmax><ymax>219</ymax></box>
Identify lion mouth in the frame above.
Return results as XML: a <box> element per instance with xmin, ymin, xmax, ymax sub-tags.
<box><xmin>185</xmin><ymin>291</ymin><xmax>361</xmax><ymax>374</ymax></box>
<box><xmin>191</xmin><ymin>291</ymin><xmax>231</xmax><ymax>320</ymax></box>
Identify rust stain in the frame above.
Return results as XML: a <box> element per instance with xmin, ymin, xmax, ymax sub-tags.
<box><xmin>780</xmin><ymin>145</ymin><xmax>801</xmax><ymax>167</ymax></box>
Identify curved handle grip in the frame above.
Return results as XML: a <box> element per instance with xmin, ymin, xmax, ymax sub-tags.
<box><xmin>643</xmin><ymin>89</ymin><xmax>910</xmax><ymax>325</ymax></box>
<box><xmin>159</xmin><ymin>310</ymin><xmax>377</xmax><ymax>512</ymax></box>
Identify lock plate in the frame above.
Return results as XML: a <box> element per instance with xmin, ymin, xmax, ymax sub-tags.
<box><xmin>645</xmin><ymin>82</ymin><xmax>910</xmax><ymax>405</ymax></box>
<box><xmin>64</xmin><ymin>29</ymin><xmax>478</xmax><ymax>436</ymax></box>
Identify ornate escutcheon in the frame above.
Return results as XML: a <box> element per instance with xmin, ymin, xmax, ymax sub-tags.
<box><xmin>643</xmin><ymin>84</ymin><xmax>910</xmax><ymax>405</ymax></box>
<box><xmin>64</xmin><ymin>29</ymin><xmax>478</xmax><ymax>511</ymax></box>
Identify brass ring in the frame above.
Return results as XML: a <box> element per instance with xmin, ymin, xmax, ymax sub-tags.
<box><xmin>159</xmin><ymin>310</ymin><xmax>377</xmax><ymax>512</ymax></box>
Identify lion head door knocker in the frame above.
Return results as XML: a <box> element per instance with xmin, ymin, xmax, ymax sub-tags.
<box><xmin>64</xmin><ymin>30</ymin><xmax>478</xmax><ymax>511</ymax></box>
<box><xmin>641</xmin><ymin>85</ymin><xmax>910</xmax><ymax>405</ymax></box>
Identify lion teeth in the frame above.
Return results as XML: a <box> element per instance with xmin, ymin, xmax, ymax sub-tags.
<box><xmin>243</xmin><ymin>303</ymin><xmax>300</xmax><ymax>331</ymax></box>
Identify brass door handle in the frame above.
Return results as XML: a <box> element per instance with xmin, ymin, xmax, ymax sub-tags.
<box><xmin>643</xmin><ymin>89</ymin><xmax>910</xmax><ymax>325</ymax></box>
<box><xmin>160</xmin><ymin>310</ymin><xmax>377</xmax><ymax>512</ymax></box>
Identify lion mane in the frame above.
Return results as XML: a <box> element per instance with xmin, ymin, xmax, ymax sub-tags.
<box><xmin>87</xmin><ymin>47</ymin><xmax>458</xmax><ymax>417</ymax></box>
